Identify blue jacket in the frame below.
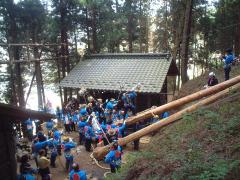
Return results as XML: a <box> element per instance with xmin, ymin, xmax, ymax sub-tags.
<box><xmin>80</xmin><ymin>108</ymin><xmax>88</xmax><ymax>116</ymax></box>
<box><xmin>84</xmin><ymin>125</ymin><xmax>95</xmax><ymax>139</ymax></box>
<box><xmin>128</xmin><ymin>91</ymin><xmax>137</xmax><ymax>100</ymax></box>
<box><xmin>69</xmin><ymin>170</ymin><xmax>87</xmax><ymax>180</ymax></box>
<box><xmin>46</xmin><ymin>120</ymin><xmax>54</xmax><ymax>130</ymax></box>
<box><xmin>105</xmin><ymin>147</ymin><xmax>122</xmax><ymax>167</ymax></box>
<box><xmin>117</xmin><ymin>124</ymin><xmax>126</xmax><ymax>138</ymax></box>
<box><xmin>72</xmin><ymin>114</ymin><xmax>79</xmax><ymax>123</ymax></box>
<box><xmin>64</xmin><ymin>142</ymin><xmax>76</xmax><ymax>161</ymax></box>
<box><xmin>78</xmin><ymin>121</ymin><xmax>87</xmax><ymax>133</ymax></box>
<box><xmin>162</xmin><ymin>112</ymin><xmax>169</xmax><ymax>119</ymax></box>
<box><xmin>25</xmin><ymin>119</ymin><xmax>33</xmax><ymax>131</ymax></box>
<box><xmin>106</xmin><ymin>101</ymin><xmax>114</xmax><ymax>110</ymax></box>
<box><xmin>53</xmin><ymin>130</ymin><xmax>61</xmax><ymax>140</ymax></box>
<box><xmin>33</xmin><ymin>140</ymin><xmax>49</xmax><ymax>153</ymax></box>
<box><xmin>64</xmin><ymin>142</ymin><xmax>76</xmax><ymax>152</ymax></box>
<box><xmin>17</xmin><ymin>174</ymin><xmax>36</xmax><ymax>180</ymax></box>
<box><xmin>224</xmin><ymin>54</ymin><xmax>234</xmax><ymax>65</ymax></box>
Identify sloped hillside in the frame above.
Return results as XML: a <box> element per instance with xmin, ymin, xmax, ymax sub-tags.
<box><xmin>107</xmin><ymin>66</ymin><xmax>240</xmax><ymax>180</ymax></box>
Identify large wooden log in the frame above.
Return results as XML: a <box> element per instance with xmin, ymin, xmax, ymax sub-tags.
<box><xmin>93</xmin><ymin>83</ymin><xmax>240</xmax><ymax>160</ymax></box>
<box><xmin>125</xmin><ymin>75</ymin><xmax>240</xmax><ymax>126</ymax></box>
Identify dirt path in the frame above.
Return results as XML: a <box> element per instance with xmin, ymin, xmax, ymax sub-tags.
<box><xmin>50</xmin><ymin>131</ymin><xmax>108</xmax><ymax>180</ymax></box>
<box><xmin>18</xmin><ymin>131</ymin><xmax>151</xmax><ymax>180</ymax></box>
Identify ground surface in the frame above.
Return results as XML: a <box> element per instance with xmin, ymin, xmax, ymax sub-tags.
<box><xmin>18</xmin><ymin>131</ymin><xmax>150</xmax><ymax>180</ymax></box>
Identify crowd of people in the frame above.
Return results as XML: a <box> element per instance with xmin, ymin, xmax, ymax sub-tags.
<box><xmin>17</xmin><ymin>48</ymin><xmax>240</xmax><ymax>180</ymax></box>
<box><xmin>19</xmin><ymin>89</ymin><xmax>161</xmax><ymax>179</ymax></box>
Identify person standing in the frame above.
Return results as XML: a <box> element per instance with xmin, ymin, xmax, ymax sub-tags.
<box><xmin>25</xmin><ymin>118</ymin><xmax>33</xmax><ymax>141</ymax></box>
<box><xmin>84</xmin><ymin>117</ymin><xmax>97</xmax><ymax>152</ymax></box>
<box><xmin>38</xmin><ymin>149</ymin><xmax>51</xmax><ymax>180</ymax></box>
<box><xmin>222</xmin><ymin>48</ymin><xmax>234</xmax><ymax>81</ymax></box>
<box><xmin>63</xmin><ymin>112</ymin><xmax>71</xmax><ymax>133</ymax></box>
<box><xmin>105</xmin><ymin>141</ymin><xmax>122</xmax><ymax>173</ymax></box>
<box><xmin>63</xmin><ymin>138</ymin><xmax>76</xmax><ymax>172</ymax></box>
<box><xmin>46</xmin><ymin>119</ymin><xmax>54</xmax><ymax>137</ymax></box>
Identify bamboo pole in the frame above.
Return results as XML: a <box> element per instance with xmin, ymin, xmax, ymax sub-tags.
<box><xmin>125</xmin><ymin>75</ymin><xmax>240</xmax><ymax>126</ymax></box>
<box><xmin>93</xmin><ymin>83</ymin><xmax>240</xmax><ymax>160</ymax></box>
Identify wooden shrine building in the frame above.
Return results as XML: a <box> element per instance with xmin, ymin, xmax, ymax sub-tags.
<box><xmin>60</xmin><ymin>53</ymin><xmax>179</xmax><ymax>112</ymax></box>
<box><xmin>0</xmin><ymin>103</ymin><xmax>54</xmax><ymax>180</ymax></box>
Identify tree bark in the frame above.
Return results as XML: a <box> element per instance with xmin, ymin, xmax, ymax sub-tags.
<box><xmin>91</xmin><ymin>5</ymin><xmax>97</xmax><ymax>53</ymax></box>
<box><xmin>139</xmin><ymin>0</ymin><xmax>143</xmax><ymax>52</ymax></box>
<box><xmin>34</xmin><ymin>47</ymin><xmax>43</xmax><ymax>110</ymax></box>
<box><xmin>180</xmin><ymin>0</ymin><xmax>193</xmax><ymax>84</ymax></box>
<box><xmin>60</xmin><ymin>0</ymin><xmax>68</xmax><ymax>103</ymax></box>
<box><xmin>86</xmin><ymin>8</ymin><xmax>91</xmax><ymax>53</ymax></box>
<box><xmin>234</xmin><ymin>12</ymin><xmax>240</xmax><ymax>56</ymax></box>
<box><xmin>55</xmin><ymin>50</ymin><xmax>64</xmax><ymax>108</ymax></box>
<box><xmin>13</xmin><ymin>46</ymin><xmax>25</xmax><ymax>107</ymax></box>
<box><xmin>127</xmin><ymin>0</ymin><xmax>133</xmax><ymax>53</ymax></box>
<box><xmin>6</xmin><ymin>0</ymin><xmax>25</xmax><ymax>106</ymax></box>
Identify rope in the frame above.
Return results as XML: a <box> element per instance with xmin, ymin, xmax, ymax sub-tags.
<box><xmin>150</xmin><ymin>110</ymin><xmax>159</xmax><ymax>119</ymax></box>
<box><xmin>89</xmin><ymin>153</ymin><xmax>110</xmax><ymax>170</ymax></box>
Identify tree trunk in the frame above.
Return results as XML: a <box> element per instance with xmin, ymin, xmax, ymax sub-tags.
<box><xmin>60</xmin><ymin>0</ymin><xmax>68</xmax><ymax>103</ymax></box>
<box><xmin>86</xmin><ymin>8</ymin><xmax>91</xmax><ymax>53</ymax></box>
<box><xmin>7</xmin><ymin>0</ymin><xmax>25</xmax><ymax>106</ymax></box>
<box><xmin>14</xmin><ymin>47</ymin><xmax>25</xmax><ymax>107</ymax></box>
<box><xmin>92</xmin><ymin>5</ymin><xmax>97</xmax><ymax>53</ymax></box>
<box><xmin>34</xmin><ymin>47</ymin><xmax>43</xmax><ymax>110</ymax></box>
<box><xmin>235</xmin><ymin>12</ymin><xmax>240</xmax><ymax>56</ymax></box>
<box><xmin>180</xmin><ymin>0</ymin><xmax>193</xmax><ymax>84</ymax></box>
<box><xmin>127</xmin><ymin>0</ymin><xmax>133</xmax><ymax>53</ymax></box>
<box><xmin>139</xmin><ymin>0</ymin><xmax>143</xmax><ymax>52</ymax></box>
<box><xmin>55</xmin><ymin>50</ymin><xmax>64</xmax><ymax>108</ymax></box>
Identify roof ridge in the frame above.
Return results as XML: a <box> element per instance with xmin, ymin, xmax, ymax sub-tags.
<box><xmin>88</xmin><ymin>53</ymin><xmax>171</xmax><ymax>59</ymax></box>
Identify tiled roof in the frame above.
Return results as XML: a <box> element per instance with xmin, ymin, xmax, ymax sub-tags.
<box><xmin>60</xmin><ymin>53</ymin><xmax>175</xmax><ymax>93</ymax></box>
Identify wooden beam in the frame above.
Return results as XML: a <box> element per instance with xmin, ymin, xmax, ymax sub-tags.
<box><xmin>0</xmin><ymin>55</ymin><xmax>74</xmax><ymax>64</ymax></box>
<box><xmin>93</xmin><ymin>83</ymin><xmax>240</xmax><ymax>160</ymax></box>
<box><xmin>0</xmin><ymin>43</ymin><xmax>73</xmax><ymax>46</ymax></box>
<box><xmin>0</xmin><ymin>103</ymin><xmax>55</xmax><ymax>121</ymax></box>
<box><xmin>124</xmin><ymin>75</ymin><xmax>240</xmax><ymax>126</ymax></box>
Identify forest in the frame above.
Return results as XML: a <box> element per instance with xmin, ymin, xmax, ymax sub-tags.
<box><xmin>0</xmin><ymin>0</ymin><xmax>240</xmax><ymax>109</ymax></box>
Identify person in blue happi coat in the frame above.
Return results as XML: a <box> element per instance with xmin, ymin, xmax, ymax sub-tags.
<box><xmin>71</xmin><ymin>111</ymin><xmax>79</xmax><ymax>131</ymax></box>
<box><xmin>122</xmin><ymin>90</ymin><xmax>137</xmax><ymax>115</ymax></box>
<box><xmin>52</xmin><ymin>129</ymin><xmax>62</xmax><ymax>156</ymax></box>
<box><xmin>222</xmin><ymin>48</ymin><xmax>235</xmax><ymax>80</ymax></box>
<box><xmin>63</xmin><ymin>138</ymin><xmax>76</xmax><ymax>172</ymax></box>
<box><xmin>48</xmin><ymin>139</ymin><xmax>59</xmax><ymax>168</ymax></box>
<box><xmin>84</xmin><ymin>116</ymin><xmax>97</xmax><ymax>152</ymax></box>
<box><xmin>32</xmin><ymin>138</ymin><xmax>51</xmax><ymax>167</ymax></box>
<box><xmin>69</xmin><ymin>163</ymin><xmax>87</xmax><ymax>180</ymax></box>
<box><xmin>25</xmin><ymin>118</ymin><xmax>33</xmax><ymax>141</ymax></box>
<box><xmin>78</xmin><ymin>118</ymin><xmax>87</xmax><ymax>145</ymax></box>
<box><xmin>105</xmin><ymin>141</ymin><xmax>122</xmax><ymax>173</ymax></box>
<box><xmin>46</xmin><ymin>119</ymin><xmax>54</xmax><ymax>137</ymax></box>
